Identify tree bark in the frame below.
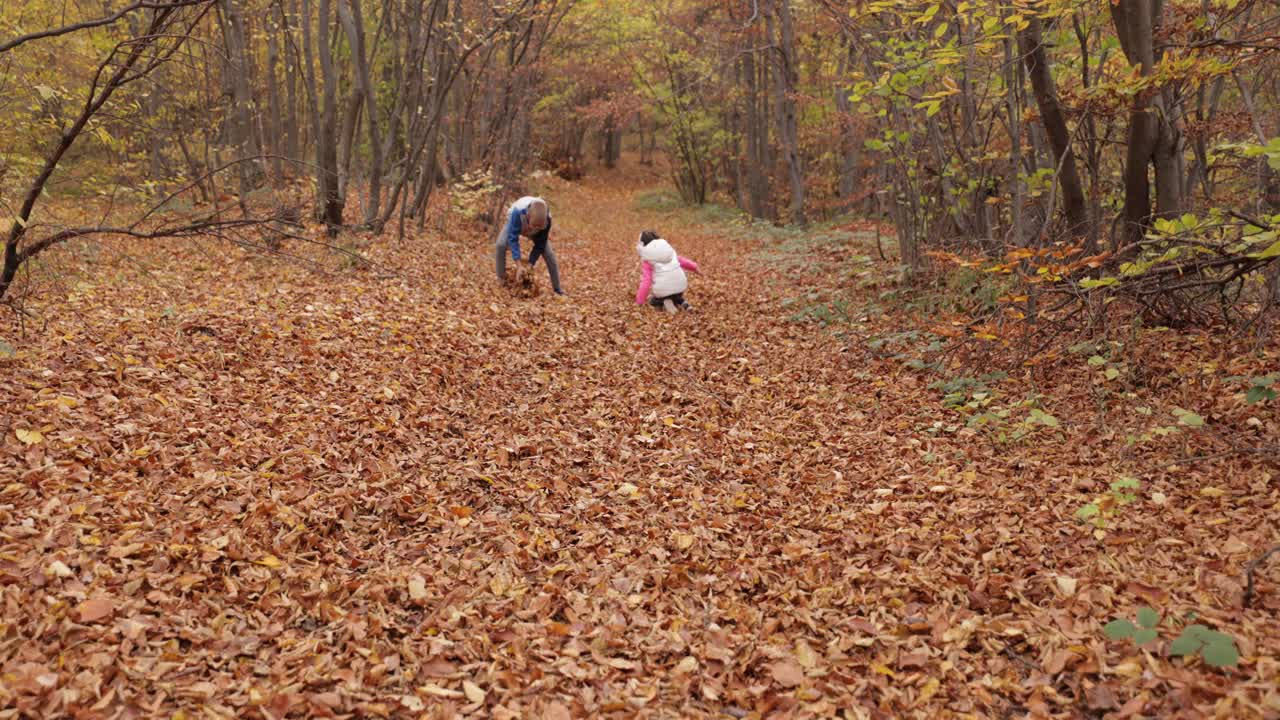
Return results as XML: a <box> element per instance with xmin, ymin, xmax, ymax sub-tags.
<box><xmin>1004</xmin><ymin>36</ymin><xmax>1024</xmax><ymax>246</ymax></box>
<box><xmin>1017</xmin><ymin>12</ymin><xmax>1089</xmax><ymax>246</ymax></box>
<box><xmin>339</xmin><ymin>0</ymin><xmax>384</xmax><ymax>226</ymax></box>
<box><xmin>281</xmin><ymin>0</ymin><xmax>301</xmax><ymax>164</ymax></box>
<box><xmin>265</xmin><ymin>12</ymin><xmax>285</xmax><ymax>181</ymax></box>
<box><xmin>767</xmin><ymin>0</ymin><xmax>806</xmax><ymax>225</ymax></box>
<box><xmin>220</xmin><ymin>0</ymin><xmax>261</xmax><ymax>204</ymax></box>
<box><xmin>313</xmin><ymin>0</ymin><xmax>344</xmax><ymax>228</ymax></box>
<box><xmin>835</xmin><ymin>40</ymin><xmax>859</xmax><ymax>204</ymax></box>
<box><xmin>741</xmin><ymin>47</ymin><xmax>768</xmax><ymax>219</ymax></box>
<box><xmin>338</xmin><ymin>87</ymin><xmax>364</xmax><ymax>198</ymax></box>
<box><xmin>1110</xmin><ymin>0</ymin><xmax>1183</xmax><ymax>246</ymax></box>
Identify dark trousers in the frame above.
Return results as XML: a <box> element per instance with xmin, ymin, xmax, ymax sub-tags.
<box><xmin>526</xmin><ymin>218</ymin><xmax>552</xmax><ymax>266</ymax></box>
<box><xmin>649</xmin><ymin>292</ymin><xmax>690</xmax><ymax>309</ymax></box>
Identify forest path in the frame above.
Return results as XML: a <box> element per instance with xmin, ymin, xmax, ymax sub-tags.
<box><xmin>2</xmin><ymin>168</ymin><xmax>1276</xmax><ymax>718</ymax></box>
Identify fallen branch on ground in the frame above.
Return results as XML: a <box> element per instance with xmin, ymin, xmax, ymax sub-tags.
<box><xmin>1243</xmin><ymin>545</ymin><xmax>1280</xmax><ymax>610</ymax></box>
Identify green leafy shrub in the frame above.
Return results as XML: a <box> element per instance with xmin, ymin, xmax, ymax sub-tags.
<box><xmin>1225</xmin><ymin>373</ymin><xmax>1278</xmax><ymax>404</ymax></box>
<box><xmin>1104</xmin><ymin>607</ymin><xmax>1239</xmax><ymax>668</ymax></box>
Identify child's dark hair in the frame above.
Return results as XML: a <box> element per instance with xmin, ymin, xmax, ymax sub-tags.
<box><xmin>639</xmin><ymin>230</ymin><xmax>660</xmax><ymax>246</ymax></box>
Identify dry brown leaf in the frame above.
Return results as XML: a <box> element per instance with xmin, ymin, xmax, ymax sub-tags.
<box><xmin>770</xmin><ymin>660</ymin><xmax>805</xmax><ymax>687</ymax></box>
<box><xmin>422</xmin><ymin>658</ymin><xmax>458</xmax><ymax>677</ymax></box>
<box><xmin>420</xmin><ymin>683</ymin><xmax>464</xmax><ymax>699</ymax></box>
<box><xmin>1056</xmin><ymin>575</ymin><xmax>1078</xmax><ymax>597</ymax></box>
<box><xmin>407</xmin><ymin>575</ymin><xmax>428</xmax><ymax>601</ymax></box>
<box><xmin>794</xmin><ymin>640</ymin><xmax>818</xmax><ymax>669</ymax></box>
<box><xmin>543</xmin><ymin>702</ymin><xmax>573</xmax><ymax>720</ymax></box>
<box><xmin>77</xmin><ymin>597</ymin><xmax>114</xmax><ymax>623</ymax></box>
<box><xmin>463</xmin><ymin>680</ymin><xmax>486</xmax><ymax>704</ymax></box>
<box><xmin>15</xmin><ymin>428</ymin><xmax>43</xmax><ymax>445</ymax></box>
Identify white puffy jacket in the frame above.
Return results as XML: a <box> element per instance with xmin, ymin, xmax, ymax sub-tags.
<box><xmin>638</xmin><ymin>238</ymin><xmax>688</xmax><ymax>298</ymax></box>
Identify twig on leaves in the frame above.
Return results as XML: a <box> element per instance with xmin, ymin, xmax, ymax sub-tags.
<box><xmin>1166</xmin><ymin>445</ymin><xmax>1280</xmax><ymax>468</ymax></box>
<box><xmin>1243</xmin><ymin>544</ymin><xmax>1280</xmax><ymax>610</ymax></box>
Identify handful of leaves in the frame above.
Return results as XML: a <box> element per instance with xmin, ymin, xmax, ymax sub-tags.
<box><xmin>506</xmin><ymin>264</ymin><xmax>540</xmax><ymax>298</ymax></box>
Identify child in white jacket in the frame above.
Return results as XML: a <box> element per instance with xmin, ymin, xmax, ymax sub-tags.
<box><xmin>634</xmin><ymin>230</ymin><xmax>700</xmax><ymax>313</ymax></box>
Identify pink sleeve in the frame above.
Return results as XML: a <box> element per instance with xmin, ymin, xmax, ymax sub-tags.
<box><xmin>679</xmin><ymin>256</ymin><xmax>699</xmax><ymax>273</ymax></box>
<box><xmin>636</xmin><ymin>261</ymin><xmax>654</xmax><ymax>305</ymax></box>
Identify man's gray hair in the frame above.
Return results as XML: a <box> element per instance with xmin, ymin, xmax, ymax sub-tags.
<box><xmin>529</xmin><ymin>198</ymin><xmax>548</xmax><ymax>219</ymax></box>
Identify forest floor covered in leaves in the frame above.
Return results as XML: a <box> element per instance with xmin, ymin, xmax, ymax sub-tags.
<box><xmin>2</xmin><ymin>165</ymin><xmax>1278</xmax><ymax>719</ymax></box>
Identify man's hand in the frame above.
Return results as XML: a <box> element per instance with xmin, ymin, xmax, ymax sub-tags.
<box><xmin>514</xmin><ymin>260</ymin><xmax>533</xmax><ymax>283</ymax></box>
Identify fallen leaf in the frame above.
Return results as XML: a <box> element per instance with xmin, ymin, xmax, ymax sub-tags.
<box><xmin>1223</xmin><ymin>537</ymin><xmax>1250</xmax><ymax>554</ymax></box>
<box><xmin>1086</xmin><ymin>683</ymin><xmax>1119</xmax><ymax>710</ymax></box>
<box><xmin>407</xmin><ymin>575</ymin><xmax>428</xmax><ymax>601</ymax></box>
<box><xmin>1056</xmin><ymin>575</ymin><xmax>1078</xmax><ymax>597</ymax></box>
<box><xmin>462</xmin><ymin>680</ymin><xmax>486</xmax><ymax>704</ymax></box>
<box><xmin>770</xmin><ymin>660</ymin><xmax>805</xmax><ymax>687</ymax></box>
<box><xmin>870</xmin><ymin>663</ymin><xmax>896</xmax><ymax>677</ymax></box>
<box><xmin>544</xmin><ymin>702</ymin><xmax>572</xmax><ymax>720</ymax></box>
<box><xmin>16</xmin><ymin>429</ymin><xmax>43</xmax><ymax>445</ymax></box>
<box><xmin>794</xmin><ymin>640</ymin><xmax>818</xmax><ymax>669</ymax></box>
<box><xmin>419</xmin><ymin>683</ymin><xmax>463</xmax><ymax>699</ymax></box>
<box><xmin>77</xmin><ymin>597</ymin><xmax>114</xmax><ymax>623</ymax></box>
<box><xmin>918</xmin><ymin>677</ymin><xmax>940</xmax><ymax>704</ymax></box>
<box><xmin>421</xmin><ymin>658</ymin><xmax>457</xmax><ymax>677</ymax></box>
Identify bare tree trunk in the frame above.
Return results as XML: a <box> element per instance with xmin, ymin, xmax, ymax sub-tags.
<box><xmin>1017</xmin><ymin>12</ymin><xmax>1089</xmax><ymax>245</ymax></box>
<box><xmin>767</xmin><ymin>0</ymin><xmax>806</xmax><ymax>225</ymax></box>
<box><xmin>638</xmin><ymin>112</ymin><xmax>654</xmax><ymax>166</ymax></box>
<box><xmin>835</xmin><ymin>40</ymin><xmax>859</xmax><ymax>204</ymax></box>
<box><xmin>338</xmin><ymin>88</ymin><xmax>363</xmax><ymax>198</ymax></box>
<box><xmin>339</xmin><ymin>0</ymin><xmax>385</xmax><ymax>226</ymax></box>
<box><xmin>1153</xmin><ymin>86</ymin><xmax>1186</xmax><ymax>221</ymax></box>
<box><xmin>1111</xmin><ymin>0</ymin><xmax>1155</xmax><ymax>247</ymax></box>
<box><xmin>1004</xmin><ymin>36</ymin><xmax>1024</xmax><ymax>246</ymax></box>
<box><xmin>741</xmin><ymin>47</ymin><xmax>767</xmax><ymax>219</ymax></box>
<box><xmin>1073</xmin><ymin>14</ymin><xmax>1106</xmax><ymax>245</ymax></box>
<box><xmin>265</xmin><ymin>13</ymin><xmax>285</xmax><ymax>181</ymax></box>
<box><xmin>313</xmin><ymin>0</ymin><xmax>344</xmax><ymax>228</ymax></box>
<box><xmin>600</xmin><ymin>116</ymin><xmax>622</xmax><ymax>169</ymax></box>
<box><xmin>220</xmin><ymin>0</ymin><xmax>260</xmax><ymax>204</ymax></box>
<box><xmin>281</xmin><ymin>0</ymin><xmax>301</xmax><ymax>164</ymax></box>
<box><xmin>1111</xmin><ymin>0</ymin><xmax>1182</xmax><ymax>246</ymax></box>
<box><xmin>954</xmin><ymin>14</ymin><xmax>993</xmax><ymax>241</ymax></box>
